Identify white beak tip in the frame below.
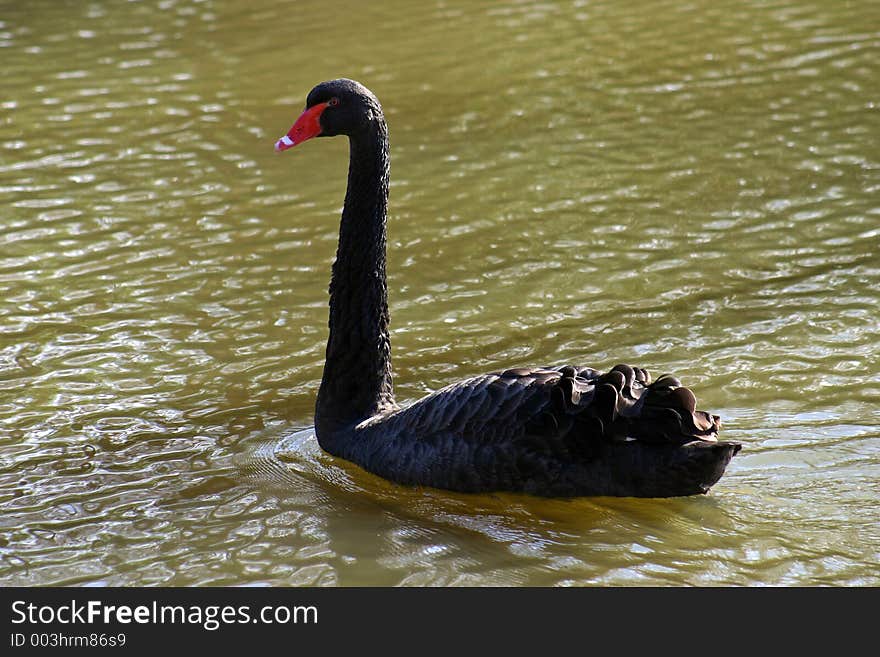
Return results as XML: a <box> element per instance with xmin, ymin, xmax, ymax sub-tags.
<box><xmin>275</xmin><ymin>135</ymin><xmax>295</xmax><ymax>152</ymax></box>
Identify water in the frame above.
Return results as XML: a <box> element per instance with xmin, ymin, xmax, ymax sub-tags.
<box><xmin>1</xmin><ymin>0</ymin><xmax>878</xmax><ymax>586</ymax></box>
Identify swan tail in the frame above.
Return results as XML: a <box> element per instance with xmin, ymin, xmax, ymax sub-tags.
<box><xmin>516</xmin><ymin>364</ymin><xmax>740</xmax><ymax>496</ymax></box>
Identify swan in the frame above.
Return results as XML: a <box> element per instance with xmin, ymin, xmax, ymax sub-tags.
<box><xmin>274</xmin><ymin>79</ymin><xmax>740</xmax><ymax>497</ymax></box>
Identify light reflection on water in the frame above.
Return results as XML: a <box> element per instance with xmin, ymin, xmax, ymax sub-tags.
<box><xmin>0</xmin><ymin>0</ymin><xmax>878</xmax><ymax>586</ymax></box>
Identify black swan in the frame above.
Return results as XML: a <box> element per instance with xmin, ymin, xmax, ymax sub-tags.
<box><xmin>274</xmin><ymin>79</ymin><xmax>740</xmax><ymax>497</ymax></box>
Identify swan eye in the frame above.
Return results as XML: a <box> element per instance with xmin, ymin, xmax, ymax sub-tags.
<box><xmin>328</xmin><ymin>97</ymin><xmax>340</xmax><ymax>107</ymax></box>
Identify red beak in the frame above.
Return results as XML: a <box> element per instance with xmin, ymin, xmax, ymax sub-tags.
<box><xmin>275</xmin><ymin>101</ymin><xmax>329</xmax><ymax>152</ymax></box>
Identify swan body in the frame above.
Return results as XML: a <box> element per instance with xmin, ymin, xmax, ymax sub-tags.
<box><xmin>275</xmin><ymin>79</ymin><xmax>740</xmax><ymax>498</ymax></box>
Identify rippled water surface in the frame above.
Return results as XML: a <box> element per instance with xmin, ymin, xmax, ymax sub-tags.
<box><xmin>1</xmin><ymin>0</ymin><xmax>878</xmax><ymax>586</ymax></box>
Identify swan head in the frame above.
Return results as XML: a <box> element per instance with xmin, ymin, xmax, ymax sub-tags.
<box><xmin>275</xmin><ymin>79</ymin><xmax>384</xmax><ymax>152</ymax></box>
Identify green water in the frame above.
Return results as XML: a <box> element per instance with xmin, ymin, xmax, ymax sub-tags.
<box><xmin>1</xmin><ymin>0</ymin><xmax>878</xmax><ymax>585</ymax></box>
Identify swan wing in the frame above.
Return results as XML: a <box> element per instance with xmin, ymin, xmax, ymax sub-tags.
<box><xmin>354</xmin><ymin>364</ymin><xmax>731</xmax><ymax>495</ymax></box>
<box><xmin>393</xmin><ymin>364</ymin><xmax>720</xmax><ymax>446</ymax></box>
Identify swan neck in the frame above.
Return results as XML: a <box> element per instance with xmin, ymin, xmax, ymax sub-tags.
<box><xmin>316</xmin><ymin>120</ymin><xmax>395</xmax><ymax>439</ymax></box>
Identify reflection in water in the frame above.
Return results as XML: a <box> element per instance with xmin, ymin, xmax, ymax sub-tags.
<box><xmin>241</xmin><ymin>427</ymin><xmax>745</xmax><ymax>585</ymax></box>
<box><xmin>0</xmin><ymin>0</ymin><xmax>878</xmax><ymax>585</ymax></box>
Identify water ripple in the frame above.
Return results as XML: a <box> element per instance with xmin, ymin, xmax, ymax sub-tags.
<box><xmin>0</xmin><ymin>0</ymin><xmax>877</xmax><ymax>586</ymax></box>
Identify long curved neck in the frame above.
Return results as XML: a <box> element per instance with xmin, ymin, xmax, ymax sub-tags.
<box><xmin>315</xmin><ymin>119</ymin><xmax>395</xmax><ymax>442</ymax></box>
